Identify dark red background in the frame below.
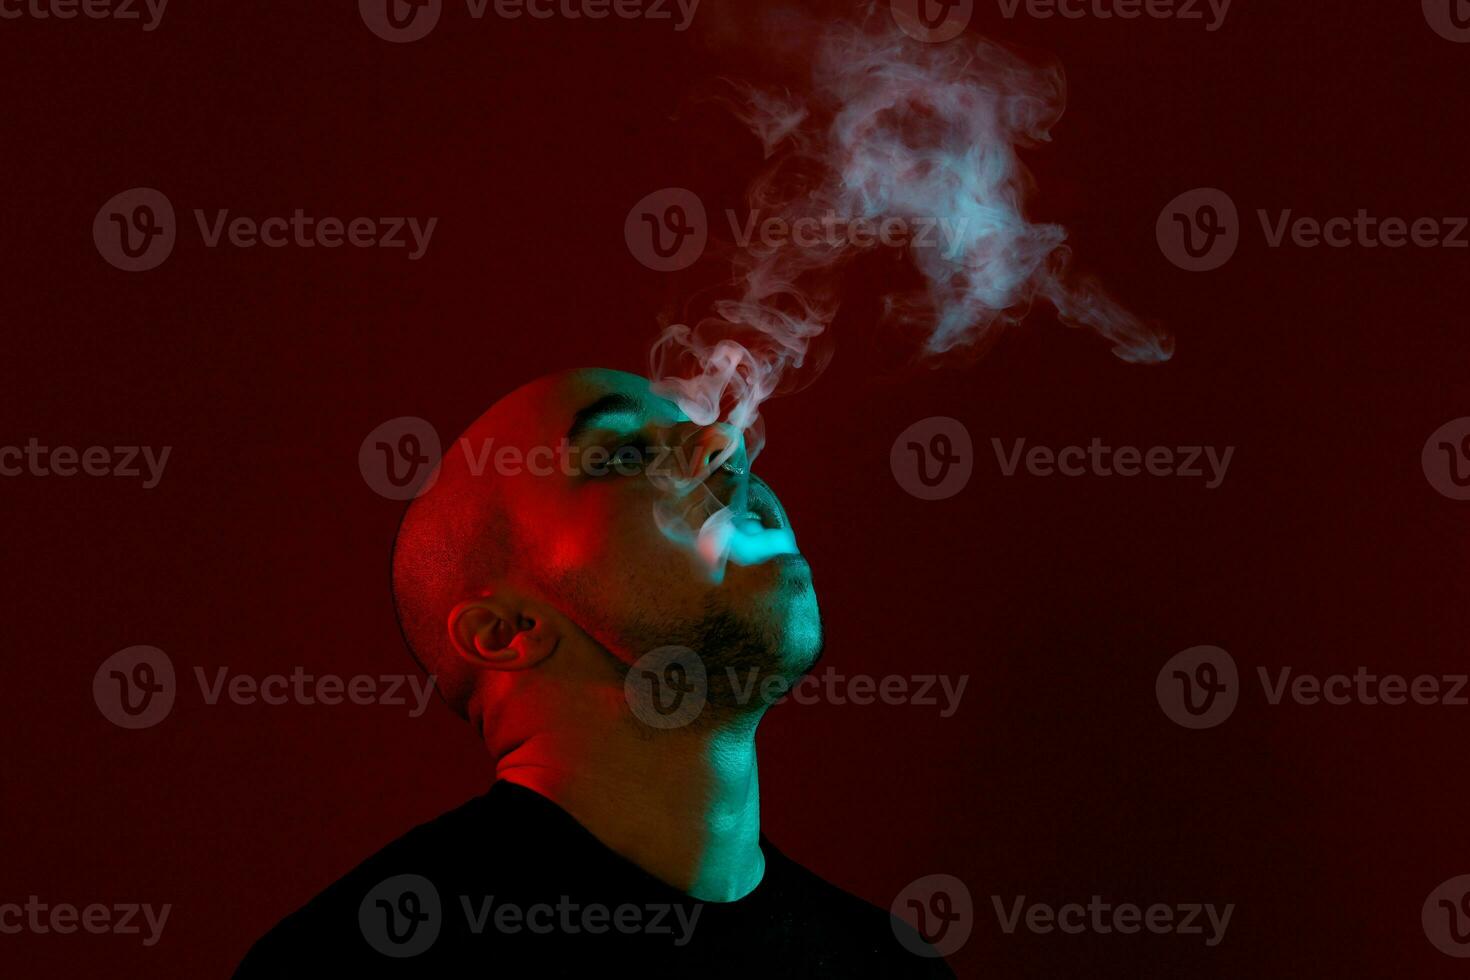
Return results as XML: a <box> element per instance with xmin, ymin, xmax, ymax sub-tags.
<box><xmin>3</xmin><ymin>2</ymin><xmax>1467</xmax><ymax>976</ymax></box>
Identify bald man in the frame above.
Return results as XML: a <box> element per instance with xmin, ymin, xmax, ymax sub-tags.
<box><xmin>235</xmin><ymin>369</ymin><xmax>952</xmax><ymax>977</ymax></box>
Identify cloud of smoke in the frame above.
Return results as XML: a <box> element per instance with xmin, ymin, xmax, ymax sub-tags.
<box><xmin>650</xmin><ymin>12</ymin><xmax>1172</xmax><ymax>576</ymax></box>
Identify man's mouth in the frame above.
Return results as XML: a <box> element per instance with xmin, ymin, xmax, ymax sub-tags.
<box><xmin>723</xmin><ymin>480</ymin><xmax>799</xmax><ymax>565</ymax></box>
<box><xmin>679</xmin><ymin>468</ymin><xmax>801</xmax><ymax>570</ymax></box>
<box><xmin>736</xmin><ymin>480</ymin><xmax>787</xmax><ymax>532</ymax></box>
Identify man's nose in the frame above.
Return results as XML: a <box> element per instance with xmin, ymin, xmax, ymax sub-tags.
<box><xmin>681</xmin><ymin>422</ymin><xmax>747</xmax><ymax>485</ymax></box>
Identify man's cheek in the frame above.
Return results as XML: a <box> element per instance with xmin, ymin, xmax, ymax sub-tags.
<box><xmin>541</xmin><ymin>506</ymin><xmax>621</xmax><ymax>571</ymax></box>
<box><xmin>609</xmin><ymin>514</ymin><xmax>679</xmax><ymax>564</ymax></box>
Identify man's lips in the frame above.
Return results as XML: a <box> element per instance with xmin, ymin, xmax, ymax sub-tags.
<box><xmin>744</xmin><ymin>479</ymin><xmax>787</xmax><ymax>530</ymax></box>
<box><xmin>725</xmin><ymin>479</ymin><xmax>799</xmax><ymax>564</ymax></box>
<box><xmin>695</xmin><ymin>470</ymin><xmax>787</xmax><ymax>531</ymax></box>
<box><xmin>679</xmin><ymin>470</ymin><xmax>800</xmax><ymax>567</ymax></box>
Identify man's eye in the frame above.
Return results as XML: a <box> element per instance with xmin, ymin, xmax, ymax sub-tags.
<box><xmin>600</xmin><ymin>444</ymin><xmax>651</xmax><ymax>475</ymax></box>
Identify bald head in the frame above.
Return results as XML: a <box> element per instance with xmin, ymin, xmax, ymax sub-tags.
<box><xmin>390</xmin><ymin>370</ymin><xmax>583</xmax><ymax>715</ymax></box>
<box><xmin>391</xmin><ymin>368</ymin><xmax>822</xmax><ymax>722</ymax></box>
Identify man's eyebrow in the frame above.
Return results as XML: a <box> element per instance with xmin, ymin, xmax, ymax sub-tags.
<box><xmin>565</xmin><ymin>392</ymin><xmax>646</xmax><ymax>443</ymax></box>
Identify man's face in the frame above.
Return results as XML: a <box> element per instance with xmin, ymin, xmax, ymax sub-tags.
<box><xmin>492</xmin><ymin>368</ymin><xmax>821</xmax><ymax>682</ymax></box>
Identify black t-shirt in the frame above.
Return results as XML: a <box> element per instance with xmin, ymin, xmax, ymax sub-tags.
<box><xmin>235</xmin><ymin>781</ymin><xmax>953</xmax><ymax>978</ymax></box>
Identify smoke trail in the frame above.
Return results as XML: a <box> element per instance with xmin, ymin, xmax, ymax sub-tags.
<box><xmin>650</xmin><ymin>13</ymin><xmax>1172</xmax><ymax>575</ymax></box>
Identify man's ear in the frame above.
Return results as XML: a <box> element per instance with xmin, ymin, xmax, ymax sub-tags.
<box><xmin>447</xmin><ymin>594</ymin><xmax>558</xmax><ymax>671</ymax></box>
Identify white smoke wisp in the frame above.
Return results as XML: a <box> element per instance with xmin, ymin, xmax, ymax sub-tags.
<box><xmin>650</xmin><ymin>16</ymin><xmax>1173</xmax><ymax>576</ymax></box>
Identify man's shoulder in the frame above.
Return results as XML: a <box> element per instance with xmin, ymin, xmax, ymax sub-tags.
<box><xmin>233</xmin><ymin>788</ymin><xmax>955</xmax><ymax>977</ymax></box>
<box><xmin>760</xmin><ymin>840</ymin><xmax>957</xmax><ymax>977</ymax></box>
<box><xmin>233</xmin><ymin>791</ymin><xmax>495</xmax><ymax>977</ymax></box>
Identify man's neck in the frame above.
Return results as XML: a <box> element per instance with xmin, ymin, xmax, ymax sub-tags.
<box><xmin>493</xmin><ymin>716</ymin><xmax>765</xmax><ymax>902</ymax></box>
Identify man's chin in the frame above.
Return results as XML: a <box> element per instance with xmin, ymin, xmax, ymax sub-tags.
<box><xmin>744</xmin><ymin>594</ymin><xmax>824</xmax><ymax>693</ymax></box>
<box><xmin>687</xmin><ymin>590</ymin><xmax>823</xmax><ymax>711</ymax></box>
